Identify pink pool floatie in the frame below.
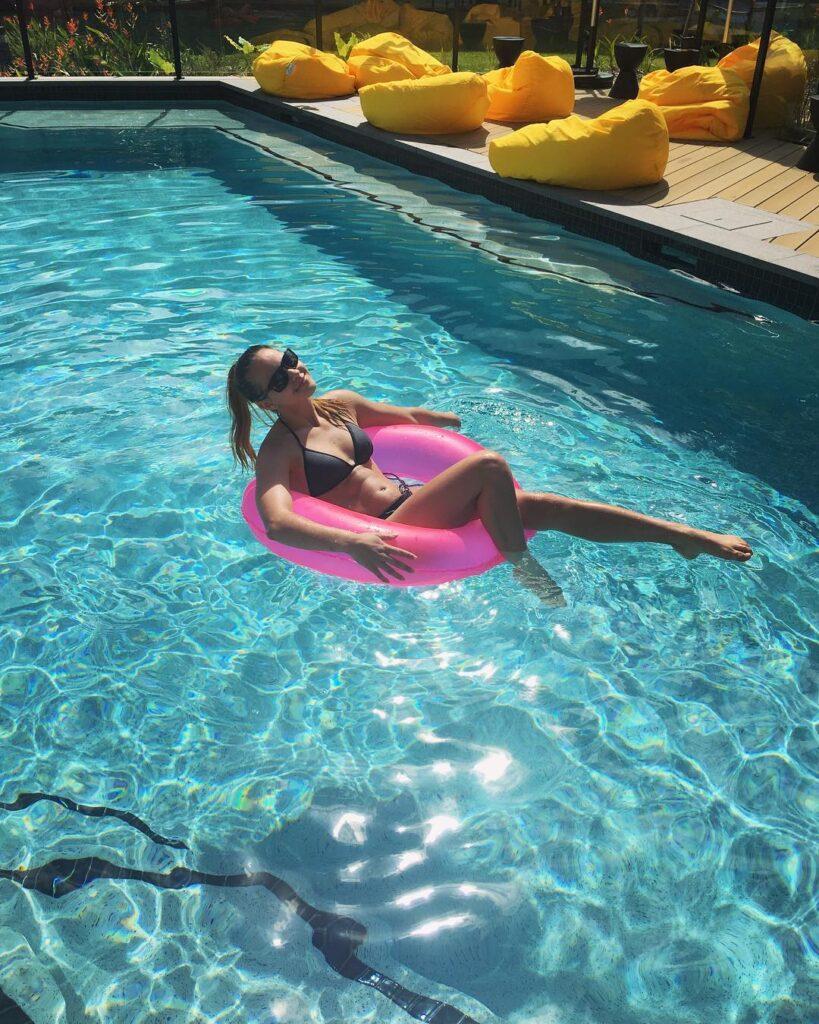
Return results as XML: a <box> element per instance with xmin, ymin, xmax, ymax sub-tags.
<box><xmin>241</xmin><ymin>424</ymin><xmax>534</xmax><ymax>587</ymax></box>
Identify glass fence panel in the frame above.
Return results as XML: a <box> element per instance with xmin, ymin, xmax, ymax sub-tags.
<box><xmin>591</xmin><ymin>3</ymin><xmax>695</xmax><ymax>75</ymax></box>
<box><xmin>1</xmin><ymin>1</ymin><xmax>27</xmax><ymax>76</ymax></box>
<box><xmin>316</xmin><ymin>0</ymin><xmax>454</xmax><ymax>69</ymax></box>
<box><xmin>772</xmin><ymin>1</ymin><xmax>818</xmax><ymax>134</ymax></box>
<box><xmin>175</xmin><ymin>1</ymin><xmax>315</xmax><ymax>76</ymax></box>
<box><xmin>455</xmin><ymin>2</ymin><xmax>522</xmax><ymax>72</ymax></box>
<box><xmin>1</xmin><ymin>0</ymin><xmax>173</xmax><ymax>77</ymax></box>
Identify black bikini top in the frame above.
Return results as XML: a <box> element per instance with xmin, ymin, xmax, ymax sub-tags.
<box><xmin>278</xmin><ymin>416</ymin><xmax>374</xmax><ymax>497</ymax></box>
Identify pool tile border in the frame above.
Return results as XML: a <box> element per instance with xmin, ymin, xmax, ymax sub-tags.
<box><xmin>1</xmin><ymin>75</ymin><xmax>817</xmax><ymax>322</ymax></box>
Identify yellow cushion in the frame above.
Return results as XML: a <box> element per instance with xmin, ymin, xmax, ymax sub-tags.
<box><xmin>488</xmin><ymin>99</ymin><xmax>669</xmax><ymax>189</ymax></box>
<box><xmin>359</xmin><ymin>71</ymin><xmax>490</xmax><ymax>134</ymax></box>
<box><xmin>718</xmin><ymin>33</ymin><xmax>807</xmax><ymax>129</ymax></box>
<box><xmin>252</xmin><ymin>41</ymin><xmax>355</xmax><ymax>100</ymax></box>
<box><xmin>303</xmin><ymin>0</ymin><xmax>400</xmax><ymax>42</ymax></box>
<box><xmin>348</xmin><ymin>31</ymin><xmax>451</xmax><ymax>89</ymax></box>
<box><xmin>398</xmin><ymin>5</ymin><xmax>453</xmax><ymax>53</ymax></box>
<box><xmin>484</xmin><ymin>51</ymin><xmax>574</xmax><ymax>123</ymax></box>
<box><xmin>638</xmin><ymin>66</ymin><xmax>749</xmax><ymax>141</ymax></box>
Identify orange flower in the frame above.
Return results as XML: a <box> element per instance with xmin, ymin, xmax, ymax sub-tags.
<box><xmin>56</xmin><ymin>44</ymin><xmax>65</xmax><ymax>58</ymax></box>
<box><xmin>82</xmin><ymin>11</ymin><xmax>88</xmax><ymax>20</ymax></box>
<box><xmin>42</xmin><ymin>15</ymin><xmax>49</xmax><ymax>27</ymax></box>
<box><xmin>68</xmin><ymin>36</ymin><xmax>75</xmax><ymax>47</ymax></box>
<box><xmin>67</xmin><ymin>17</ymin><xmax>78</xmax><ymax>33</ymax></box>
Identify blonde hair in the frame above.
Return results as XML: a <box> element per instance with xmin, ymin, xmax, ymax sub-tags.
<box><xmin>225</xmin><ymin>345</ymin><xmax>352</xmax><ymax>471</ymax></box>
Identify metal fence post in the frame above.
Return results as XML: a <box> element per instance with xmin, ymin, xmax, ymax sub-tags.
<box><xmin>693</xmin><ymin>0</ymin><xmax>710</xmax><ymax>49</ymax></box>
<box><xmin>315</xmin><ymin>0</ymin><xmax>323</xmax><ymax>50</ymax></box>
<box><xmin>743</xmin><ymin>0</ymin><xmax>776</xmax><ymax>137</ymax></box>
<box><xmin>573</xmin><ymin>0</ymin><xmax>589</xmax><ymax>67</ymax></box>
<box><xmin>451</xmin><ymin>2</ymin><xmax>461</xmax><ymax>72</ymax></box>
<box><xmin>168</xmin><ymin>0</ymin><xmax>182</xmax><ymax>79</ymax></box>
<box><xmin>14</xmin><ymin>0</ymin><xmax>35</xmax><ymax>79</ymax></box>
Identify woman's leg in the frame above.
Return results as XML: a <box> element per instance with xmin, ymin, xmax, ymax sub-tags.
<box><xmin>387</xmin><ymin>451</ymin><xmax>526</xmax><ymax>554</ymax></box>
<box><xmin>516</xmin><ymin>492</ymin><xmax>753</xmax><ymax>561</ymax></box>
<box><xmin>387</xmin><ymin>453</ymin><xmax>565</xmax><ymax>604</ymax></box>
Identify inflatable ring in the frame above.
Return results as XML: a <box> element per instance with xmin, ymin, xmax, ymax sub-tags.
<box><xmin>241</xmin><ymin>424</ymin><xmax>535</xmax><ymax>587</ymax></box>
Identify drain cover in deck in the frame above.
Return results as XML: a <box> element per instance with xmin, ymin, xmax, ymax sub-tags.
<box><xmin>670</xmin><ymin>198</ymin><xmax>806</xmax><ymax>239</ymax></box>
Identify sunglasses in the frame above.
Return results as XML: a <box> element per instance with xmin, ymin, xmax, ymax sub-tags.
<box><xmin>262</xmin><ymin>348</ymin><xmax>298</xmax><ymax>398</ymax></box>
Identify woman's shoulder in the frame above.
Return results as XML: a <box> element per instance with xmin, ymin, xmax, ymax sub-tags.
<box><xmin>319</xmin><ymin>389</ymin><xmax>360</xmax><ymax>423</ymax></box>
<box><xmin>257</xmin><ymin>421</ymin><xmax>296</xmax><ymax>469</ymax></box>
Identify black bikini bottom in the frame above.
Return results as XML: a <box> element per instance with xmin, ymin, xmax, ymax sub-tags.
<box><xmin>377</xmin><ymin>474</ymin><xmax>422</xmax><ymax>520</ymax></box>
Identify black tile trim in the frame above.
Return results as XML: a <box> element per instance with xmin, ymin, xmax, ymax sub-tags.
<box><xmin>0</xmin><ymin>988</ymin><xmax>34</xmax><ymax>1024</ymax></box>
<box><xmin>0</xmin><ymin>77</ymin><xmax>816</xmax><ymax>322</ymax></box>
<box><xmin>0</xmin><ymin>796</ymin><xmax>479</xmax><ymax>1024</ymax></box>
<box><xmin>0</xmin><ymin>792</ymin><xmax>189</xmax><ymax>849</ymax></box>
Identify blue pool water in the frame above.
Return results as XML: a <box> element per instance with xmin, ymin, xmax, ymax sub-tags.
<box><xmin>0</xmin><ymin>104</ymin><xmax>817</xmax><ymax>1024</ymax></box>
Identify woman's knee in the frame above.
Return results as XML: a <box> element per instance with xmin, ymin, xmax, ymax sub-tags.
<box><xmin>472</xmin><ymin>449</ymin><xmax>512</xmax><ymax>479</ymax></box>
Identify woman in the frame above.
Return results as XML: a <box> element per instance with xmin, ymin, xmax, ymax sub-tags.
<box><xmin>226</xmin><ymin>344</ymin><xmax>752</xmax><ymax>600</ymax></box>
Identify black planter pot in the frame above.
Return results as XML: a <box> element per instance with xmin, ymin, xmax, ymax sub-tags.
<box><xmin>460</xmin><ymin>21</ymin><xmax>488</xmax><ymax>50</ymax></box>
<box><xmin>493</xmin><ymin>35</ymin><xmax>525</xmax><ymax>68</ymax></box>
<box><xmin>609</xmin><ymin>41</ymin><xmax>647</xmax><ymax>100</ymax></box>
<box><xmin>796</xmin><ymin>96</ymin><xmax>819</xmax><ymax>172</ymax></box>
<box><xmin>664</xmin><ymin>47</ymin><xmax>700</xmax><ymax>72</ymax></box>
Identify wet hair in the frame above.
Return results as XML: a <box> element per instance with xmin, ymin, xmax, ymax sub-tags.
<box><xmin>225</xmin><ymin>344</ymin><xmax>352</xmax><ymax>471</ymax></box>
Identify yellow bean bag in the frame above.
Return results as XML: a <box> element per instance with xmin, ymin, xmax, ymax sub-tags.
<box><xmin>638</xmin><ymin>66</ymin><xmax>749</xmax><ymax>142</ymax></box>
<box><xmin>253</xmin><ymin>41</ymin><xmax>356</xmax><ymax>100</ymax></box>
<box><xmin>718</xmin><ymin>33</ymin><xmax>807</xmax><ymax>129</ymax></box>
<box><xmin>398</xmin><ymin>5</ymin><xmax>453</xmax><ymax>53</ymax></box>
<box><xmin>488</xmin><ymin>99</ymin><xmax>669</xmax><ymax>189</ymax></box>
<box><xmin>359</xmin><ymin>71</ymin><xmax>490</xmax><ymax>134</ymax></box>
<box><xmin>484</xmin><ymin>51</ymin><xmax>574</xmax><ymax>123</ymax></box>
<box><xmin>348</xmin><ymin>32</ymin><xmax>451</xmax><ymax>89</ymax></box>
<box><xmin>303</xmin><ymin>0</ymin><xmax>400</xmax><ymax>43</ymax></box>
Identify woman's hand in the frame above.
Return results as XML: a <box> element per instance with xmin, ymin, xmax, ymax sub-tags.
<box><xmin>430</xmin><ymin>411</ymin><xmax>461</xmax><ymax>429</ymax></box>
<box><xmin>345</xmin><ymin>532</ymin><xmax>418</xmax><ymax>583</ymax></box>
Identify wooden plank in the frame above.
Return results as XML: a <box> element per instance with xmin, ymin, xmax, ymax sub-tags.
<box><xmin>777</xmin><ymin>186</ymin><xmax>819</xmax><ymax>221</ymax></box>
<box><xmin>732</xmin><ymin>163</ymin><xmax>814</xmax><ymax>207</ymax></box>
<box><xmin>663</xmin><ymin>140</ymin><xmax>795</xmax><ymax>189</ymax></box>
<box><xmin>757</xmin><ymin>175</ymin><xmax>819</xmax><ymax>215</ymax></box>
<box><xmin>797</xmin><ymin>231</ymin><xmax>819</xmax><ymax>256</ymax></box>
<box><xmin>662</xmin><ymin>135</ymin><xmax>778</xmax><ymax>176</ymax></box>
<box><xmin>659</xmin><ymin>143</ymin><xmax>799</xmax><ymax>204</ymax></box>
<box><xmin>607</xmin><ymin>137</ymin><xmax>784</xmax><ymax>206</ymax></box>
<box><xmin>663</xmin><ymin>137</ymin><xmax>780</xmax><ymax>182</ymax></box>
<box><xmin>772</xmin><ymin>225</ymin><xmax>819</xmax><ymax>250</ymax></box>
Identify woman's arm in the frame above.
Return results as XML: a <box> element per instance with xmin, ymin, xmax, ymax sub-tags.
<box><xmin>256</xmin><ymin>446</ymin><xmax>358</xmax><ymax>552</ymax></box>
<box><xmin>327</xmin><ymin>389</ymin><xmax>460</xmax><ymax>430</ymax></box>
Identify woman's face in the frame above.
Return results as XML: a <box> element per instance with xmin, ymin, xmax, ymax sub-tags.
<box><xmin>248</xmin><ymin>347</ymin><xmax>316</xmax><ymax>409</ymax></box>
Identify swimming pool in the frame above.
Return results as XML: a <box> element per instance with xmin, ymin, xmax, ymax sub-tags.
<box><xmin>0</xmin><ymin>102</ymin><xmax>817</xmax><ymax>1024</ymax></box>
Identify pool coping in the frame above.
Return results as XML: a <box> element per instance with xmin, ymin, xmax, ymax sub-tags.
<box><xmin>2</xmin><ymin>75</ymin><xmax>817</xmax><ymax>323</ymax></box>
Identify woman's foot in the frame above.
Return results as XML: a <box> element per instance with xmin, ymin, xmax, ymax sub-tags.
<box><xmin>512</xmin><ymin>553</ymin><xmax>567</xmax><ymax>607</ymax></box>
<box><xmin>671</xmin><ymin>529</ymin><xmax>753</xmax><ymax>562</ymax></box>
